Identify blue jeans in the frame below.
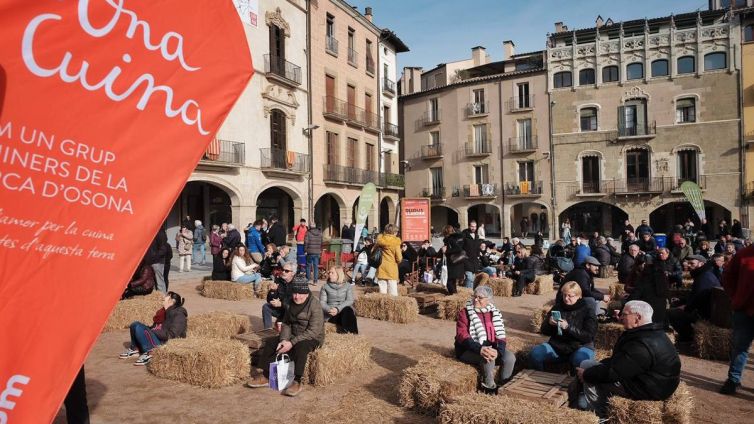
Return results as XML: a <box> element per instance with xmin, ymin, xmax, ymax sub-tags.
<box><xmin>235</xmin><ymin>273</ymin><xmax>261</xmax><ymax>288</ymax></box>
<box><xmin>728</xmin><ymin>310</ymin><xmax>754</xmax><ymax>384</ymax></box>
<box><xmin>307</xmin><ymin>254</ymin><xmax>320</xmax><ymax>282</ymax></box>
<box><xmin>464</xmin><ymin>271</ymin><xmax>474</xmax><ymax>288</ymax></box>
<box><xmin>129</xmin><ymin>321</ymin><xmax>162</xmax><ymax>353</ymax></box>
<box><xmin>529</xmin><ymin>342</ymin><xmax>595</xmax><ymax>370</ymax></box>
<box><xmin>262</xmin><ymin>303</ymin><xmax>284</xmax><ymax>329</ymax></box>
<box><xmin>352</xmin><ymin>263</ymin><xmax>375</xmax><ymax>282</ymax></box>
<box><xmin>482</xmin><ymin>266</ymin><xmax>497</xmax><ymax>277</ymax></box>
<box><xmin>192</xmin><ymin>242</ymin><xmax>206</xmax><ymax>264</ymax></box>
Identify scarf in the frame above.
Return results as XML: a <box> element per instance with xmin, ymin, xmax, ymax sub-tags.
<box><xmin>466</xmin><ymin>301</ymin><xmax>506</xmax><ymax>345</ymax></box>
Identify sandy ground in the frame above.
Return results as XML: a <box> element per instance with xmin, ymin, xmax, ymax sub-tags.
<box><xmin>54</xmin><ymin>273</ymin><xmax>754</xmax><ymax>424</ymax></box>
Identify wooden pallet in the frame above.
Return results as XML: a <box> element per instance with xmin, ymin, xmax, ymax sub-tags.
<box><xmin>408</xmin><ymin>292</ymin><xmax>443</xmax><ymax>309</ymax></box>
<box><xmin>233</xmin><ymin>328</ymin><xmax>278</xmax><ymax>350</ymax></box>
<box><xmin>502</xmin><ymin>369</ymin><xmax>574</xmax><ymax>407</ymax></box>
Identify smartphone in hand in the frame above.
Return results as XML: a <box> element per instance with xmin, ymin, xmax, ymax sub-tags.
<box><xmin>551</xmin><ymin>310</ymin><xmax>561</xmax><ymax>322</ymax></box>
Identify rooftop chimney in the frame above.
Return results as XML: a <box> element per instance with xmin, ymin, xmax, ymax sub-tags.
<box><xmin>554</xmin><ymin>22</ymin><xmax>568</xmax><ymax>33</ymax></box>
<box><xmin>503</xmin><ymin>40</ymin><xmax>515</xmax><ymax>60</ymax></box>
<box><xmin>365</xmin><ymin>7</ymin><xmax>373</xmax><ymax>22</ymax></box>
<box><xmin>471</xmin><ymin>46</ymin><xmax>487</xmax><ymax>66</ymax></box>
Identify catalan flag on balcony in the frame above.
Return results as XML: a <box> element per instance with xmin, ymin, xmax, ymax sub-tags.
<box><xmin>680</xmin><ymin>181</ymin><xmax>706</xmax><ymax>222</ymax></box>
<box><xmin>205</xmin><ymin>138</ymin><xmax>221</xmax><ymax>161</ymax></box>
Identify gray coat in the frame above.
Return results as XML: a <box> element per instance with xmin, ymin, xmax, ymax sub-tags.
<box><xmin>320</xmin><ymin>282</ymin><xmax>354</xmax><ymax>313</ymax></box>
<box><xmin>304</xmin><ymin>228</ymin><xmax>323</xmax><ymax>255</ymax></box>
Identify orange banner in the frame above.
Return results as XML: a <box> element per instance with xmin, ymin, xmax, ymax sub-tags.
<box><xmin>0</xmin><ymin>1</ymin><xmax>252</xmax><ymax>422</ymax></box>
<box><xmin>401</xmin><ymin>198</ymin><xmax>431</xmax><ymax>243</ymax></box>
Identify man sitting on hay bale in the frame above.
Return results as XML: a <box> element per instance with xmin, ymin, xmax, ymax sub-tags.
<box><xmin>667</xmin><ymin>255</ymin><xmax>720</xmax><ymax>346</ymax></box>
<box><xmin>575</xmin><ymin>300</ymin><xmax>680</xmax><ymax>419</ymax></box>
<box><xmin>246</xmin><ymin>281</ymin><xmax>324</xmax><ymax>397</ymax></box>
<box><xmin>454</xmin><ymin>285</ymin><xmax>516</xmax><ymax>392</ymax></box>
<box><xmin>262</xmin><ymin>262</ymin><xmax>297</xmax><ymax>330</ymax></box>
<box><xmin>119</xmin><ymin>292</ymin><xmax>187</xmax><ymax>366</ymax></box>
<box><xmin>561</xmin><ymin>256</ymin><xmax>610</xmax><ymax>316</ymax></box>
<box><xmin>530</xmin><ymin>282</ymin><xmax>597</xmax><ymax>371</ymax></box>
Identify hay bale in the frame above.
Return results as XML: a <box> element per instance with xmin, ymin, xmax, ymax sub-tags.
<box><xmin>484</xmin><ymin>277</ymin><xmax>514</xmax><ymax>297</ymax></box>
<box><xmin>103</xmin><ymin>292</ymin><xmax>163</xmax><ymax>331</ymax></box>
<box><xmin>457</xmin><ymin>287</ymin><xmax>473</xmax><ymax>297</ymax></box>
<box><xmin>147</xmin><ymin>337</ymin><xmax>250</xmax><ymax>388</ymax></box>
<box><xmin>436</xmin><ymin>293</ymin><xmax>471</xmax><ymax>321</ymax></box>
<box><xmin>325</xmin><ymin>322</ymin><xmax>338</xmax><ymax>334</ymax></box>
<box><xmin>301</xmin><ymin>333</ymin><xmax>373</xmax><ymax>387</ymax></box>
<box><xmin>254</xmin><ymin>279</ymin><xmax>272</xmax><ymax>300</ymax></box>
<box><xmin>608</xmin><ymin>283</ymin><xmax>625</xmax><ymax>299</ymax></box>
<box><xmin>200</xmin><ymin>280</ymin><xmax>254</xmax><ymax>301</ymax></box>
<box><xmin>608</xmin><ymin>382</ymin><xmax>693</xmax><ymax>424</ymax></box>
<box><xmin>526</xmin><ymin>274</ymin><xmax>554</xmax><ymax>295</ymax></box>
<box><xmin>354</xmin><ymin>293</ymin><xmax>419</xmax><ymax>323</ymax></box>
<box><xmin>595</xmin><ymin>322</ymin><xmax>624</xmax><ymax>350</ymax></box>
<box><xmin>187</xmin><ymin>311</ymin><xmax>251</xmax><ymax>340</ymax></box>
<box><xmin>398</xmin><ymin>353</ymin><xmax>478</xmax><ymax>416</ymax></box>
<box><xmin>531</xmin><ymin>299</ymin><xmax>556</xmax><ymax>333</ymax></box>
<box><xmin>692</xmin><ymin>320</ymin><xmax>732</xmax><ymax>360</ymax></box>
<box><xmin>473</xmin><ymin>272</ymin><xmax>490</xmax><ymax>289</ymax></box>
<box><xmin>364</xmin><ymin>285</ymin><xmax>409</xmax><ymax>296</ymax></box>
<box><xmin>439</xmin><ymin>393</ymin><xmax>599</xmax><ymax>424</ymax></box>
<box><xmin>416</xmin><ymin>282</ymin><xmax>450</xmax><ymax>294</ymax></box>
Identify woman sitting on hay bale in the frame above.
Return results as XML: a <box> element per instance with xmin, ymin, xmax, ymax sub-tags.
<box><xmin>231</xmin><ymin>245</ymin><xmax>262</xmax><ymax>287</ymax></box>
<box><xmin>259</xmin><ymin>243</ymin><xmax>279</xmax><ymax>279</ymax></box>
<box><xmin>454</xmin><ymin>285</ymin><xmax>516</xmax><ymax>392</ymax></box>
<box><xmin>375</xmin><ymin>224</ymin><xmax>403</xmax><ymax>296</ymax></box>
<box><xmin>247</xmin><ymin>281</ymin><xmax>324</xmax><ymax>397</ymax></box>
<box><xmin>119</xmin><ymin>291</ymin><xmax>187</xmax><ymax>366</ymax></box>
<box><xmin>529</xmin><ymin>282</ymin><xmax>597</xmax><ymax>371</ymax></box>
<box><xmin>321</xmin><ymin>266</ymin><xmax>358</xmax><ymax>334</ymax></box>
<box><xmin>513</xmin><ymin>245</ymin><xmax>546</xmax><ymax>297</ymax></box>
<box><xmin>478</xmin><ymin>242</ymin><xmax>498</xmax><ymax>277</ymax></box>
<box><xmin>211</xmin><ymin>247</ymin><xmax>232</xmax><ymax>281</ymax></box>
<box><xmin>121</xmin><ymin>259</ymin><xmax>156</xmax><ymax>299</ymax></box>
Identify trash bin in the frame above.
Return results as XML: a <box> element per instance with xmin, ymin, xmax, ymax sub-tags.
<box><xmin>655</xmin><ymin>233</ymin><xmax>667</xmax><ymax>248</ymax></box>
<box><xmin>329</xmin><ymin>239</ymin><xmax>343</xmax><ymax>264</ymax></box>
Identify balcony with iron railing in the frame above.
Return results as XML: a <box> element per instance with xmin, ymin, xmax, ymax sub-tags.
<box><xmin>504</xmin><ymin>181</ymin><xmax>543</xmax><ymax>196</ymax></box>
<box><xmin>420</xmin><ymin>144</ymin><xmax>443</xmax><ymax>159</ymax></box>
<box><xmin>464</xmin><ymin>140</ymin><xmax>492</xmax><ymax>157</ymax></box>
<box><xmin>200</xmin><ymin>139</ymin><xmax>245</xmax><ymax>167</ymax></box>
<box><xmin>380</xmin><ymin>172</ymin><xmax>405</xmax><ymax>188</ymax></box>
<box><xmin>347</xmin><ymin>47</ymin><xmax>358</xmax><ymax>67</ymax></box>
<box><xmin>260</xmin><ymin>148</ymin><xmax>309</xmax><ymax>176</ymax></box>
<box><xmin>422</xmin><ymin>187</ymin><xmax>446</xmax><ymax>200</ymax></box>
<box><xmin>607</xmin><ymin>177</ymin><xmax>670</xmax><ymax>194</ymax></box>
<box><xmin>617</xmin><ymin>121</ymin><xmax>656</xmax><ymax>140</ymax></box>
<box><xmin>383</xmin><ymin>77</ymin><xmax>396</xmax><ymax>96</ymax></box>
<box><xmin>466</xmin><ymin>102</ymin><xmax>489</xmax><ymax>118</ymax></box>
<box><xmin>670</xmin><ymin>175</ymin><xmax>707</xmax><ymax>191</ymax></box>
<box><xmin>383</xmin><ymin>122</ymin><xmax>399</xmax><ymax>140</ymax></box>
<box><xmin>508</xmin><ymin>95</ymin><xmax>534</xmax><ymax>112</ymax></box>
<box><xmin>343</xmin><ymin>102</ymin><xmax>380</xmax><ymax>132</ymax></box>
<box><xmin>323</xmin><ymin>164</ymin><xmax>378</xmax><ymax>185</ymax></box>
<box><xmin>463</xmin><ymin>183</ymin><xmax>498</xmax><ymax>199</ymax></box>
<box><xmin>507</xmin><ymin>135</ymin><xmax>538</xmax><ymax>153</ymax></box>
<box><xmin>326</xmin><ymin>36</ymin><xmax>339</xmax><ymax>56</ymax></box>
<box><xmin>323</xmin><ymin>96</ymin><xmax>348</xmax><ymax>121</ymax></box>
<box><xmin>366</xmin><ymin>55</ymin><xmax>375</xmax><ymax>75</ymax></box>
<box><xmin>420</xmin><ymin>110</ymin><xmax>441</xmax><ymax>126</ymax></box>
<box><xmin>263</xmin><ymin>54</ymin><xmax>301</xmax><ymax>86</ymax></box>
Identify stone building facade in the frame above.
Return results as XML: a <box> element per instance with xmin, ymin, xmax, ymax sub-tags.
<box><xmin>548</xmin><ymin>10</ymin><xmax>742</xmax><ymax>237</ymax></box>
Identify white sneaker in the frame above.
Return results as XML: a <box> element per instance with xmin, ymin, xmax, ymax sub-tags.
<box><xmin>133</xmin><ymin>353</ymin><xmax>152</xmax><ymax>366</ymax></box>
<box><xmin>119</xmin><ymin>348</ymin><xmax>139</xmax><ymax>359</ymax></box>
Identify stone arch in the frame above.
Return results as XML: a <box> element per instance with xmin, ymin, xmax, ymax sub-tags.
<box><xmin>467</xmin><ymin>203</ymin><xmax>502</xmax><ymax>237</ymax></box>
<box><xmin>315</xmin><ymin>192</ymin><xmax>347</xmax><ymax>237</ymax></box>
<box><xmin>187</xmin><ymin>174</ymin><xmax>242</xmax><ymax>206</ymax></box>
<box><xmin>380</xmin><ymin>196</ymin><xmax>397</xmax><ymax>230</ymax></box>
<box><xmin>430</xmin><ymin>205</ymin><xmax>460</xmax><ymax>233</ymax></box>
<box><xmin>508</xmin><ymin>200</ymin><xmax>552</xmax><ymax>238</ymax></box>
<box><xmin>254</xmin><ymin>184</ymin><xmax>304</xmax><ymax>234</ymax></box>
<box><xmin>649</xmin><ymin>199</ymin><xmax>731</xmax><ymax>236</ymax></box>
<box><xmin>558</xmin><ymin>201</ymin><xmax>629</xmax><ymax>238</ymax></box>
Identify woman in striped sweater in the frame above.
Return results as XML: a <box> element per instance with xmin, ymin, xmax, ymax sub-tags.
<box><xmin>454</xmin><ymin>285</ymin><xmax>516</xmax><ymax>391</ymax></box>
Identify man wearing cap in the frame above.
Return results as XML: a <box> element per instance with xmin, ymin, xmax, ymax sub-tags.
<box><xmin>667</xmin><ymin>254</ymin><xmax>721</xmax><ymax>344</ymax></box>
<box><xmin>246</xmin><ymin>280</ymin><xmax>324</xmax><ymax>397</ymax></box>
<box><xmin>562</xmin><ymin>256</ymin><xmax>610</xmax><ymax>315</ymax></box>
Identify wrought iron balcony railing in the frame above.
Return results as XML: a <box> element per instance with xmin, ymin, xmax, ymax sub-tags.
<box><xmin>326</xmin><ymin>36</ymin><xmax>339</xmax><ymax>55</ymax></box>
<box><xmin>420</xmin><ymin>144</ymin><xmax>443</xmax><ymax>159</ymax></box>
<box><xmin>383</xmin><ymin>77</ymin><xmax>396</xmax><ymax>95</ymax></box>
<box><xmin>260</xmin><ymin>148</ymin><xmax>309</xmax><ymax>174</ymax></box>
<box><xmin>464</xmin><ymin>140</ymin><xmax>493</xmax><ymax>156</ymax></box>
<box><xmin>323</xmin><ymin>96</ymin><xmax>348</xmax><ymax>120</ymax></box>
<box><xmin>466</xmin><ymin>102</ymin><xmax>489</xmax><ymax>117</ymax></box>
<box><xmin>508</xmin><ymin>94</ymin><xmax>534</xmax><ymax>112</ymax></box>
<box><xmin>504</xmin><ymin>181</ymin><xmax>543</xmax><ymax>195</ymax></box>
<box><xmin>383</xmin><ymin>122</ymin><xmax>399</xmax><ymax>139</ymax></box>
<box><xmin>200</xmin><ymin>139</ymin><xmax>245</xmax><ymax>166</ymax></box>
<box><xmin>463</xmin><ymin>183</ymin><xmax>498</xmax><ymax>198</ymax></box>
<box><xmin>422</xmin><ymin>187</ymin><xmax>446</xmax><ymax>200</ymax></box>
<box><xmin>507</xmin><ymin>135</ymin><xmax>538</xmax><ymax>152</ymax></box>
<box><xmin>263</xmin><ymin>54</ymin><xmax>302</xmax><ymax>85</ymax></box>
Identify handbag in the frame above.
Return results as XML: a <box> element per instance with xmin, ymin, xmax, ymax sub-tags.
<box><xmin>423</xmin><ymin>271</ymin><xmax>434</xmax><ymax>284</ymax></box>
<box><xmin>440</xmin><ymin>258</ymin><xmax>448</xmax><ymax>287</ymax></box>
<box><xmin>269</xmin><ymin>354</ymin><xmax>294</xmax><ymax>391</ymax></box>
<box><xmin>449</xmin><ymin>251</ymin><xmax>468</xmax><ymax>264</ymax></box>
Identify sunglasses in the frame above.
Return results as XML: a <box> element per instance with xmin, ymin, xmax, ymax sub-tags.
<box><xmin>473</xmin><ymin>295</ymin><xmax>488</xmax><ymax>300</ymax></box>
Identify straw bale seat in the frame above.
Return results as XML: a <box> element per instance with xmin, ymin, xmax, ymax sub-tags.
<box><xmin>103</xmin><ymin>291</ymin><xmax>163</xmax><ymax>332</ymax></box>
<box><xmin>483</xmin><ymin>277</ymin><xmax>514</xmax><ymax>297</ymax></box>
<box><xmin>607</xmin><ymin>382</ymin><xmax>693</xmax><ymax>424</ymax></box>
<box><xmin>254</xmin><ymin>279</ymin><xmax>272</xmax><ymax>300</ymax></box>
<box><xmin>438</xmin><ymin>393</ymin><xmax>599</xmax><ymax>424</ymax></box>
<box><xmin>531</xmin><ymin>299</ymin><xmax>557</xmax><ymax>333</ymax></box>
<box><xmin>147</xmin><ymin>337</ymin><xmax>250</xmax><ymax>388</ymax></box>
<box><xmin>692</xmin><ymin>320</ymin><xmax>732</xmax><ymax>360</ymax></box>
<box><xmin>436</xmin><ymin>293</ymin><xmax>472</xmax><ymax>321</ymax></box>
<box><xmin>187</xmin><ymin>311</ymin><xmax>251</xmax><ymax>340</ymax></box>
<box><xmin>608</xmin><ymin>283</ymin><xmax>625</xmax><ymax>299</ymax></box>
<box><xmin>200</xmin><ymin>280</ymin><xmax>254</xmax><ymax>301</ymax></box>
<box><xmin>595</xmin><ymin>322</ymin><xmax>625</xmax><ymax>350</ymax></box>
<box><xmin>354</xmin><ymin>293</ymin><xmax>419</xmax><ymax>323</ymax></box>
<box><xmin>526</xmin><ymin>274</ymin><xmax>554</xmax><ymax>295</ymax></box>
<box><xmin>364</xmin><ymin>285</ymin><xmax>410</xmax><ymax>296</ymax></box>
<box><xmin>301</xmin><ymin>333</ymin><xmax>373</xmax><ymax>387</ymax></box>
<box><xmin>398</xmin><ymin>352</ymin><xmax>478</xmax><ymax>416</ymax></box>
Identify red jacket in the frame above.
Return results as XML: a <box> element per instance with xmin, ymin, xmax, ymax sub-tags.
<box><xmin>722</xmin><ymin>244</ymin><xmax>754</xmax><ymax>316</ymax></box>
<box><xmin>455</xmin><ymin>308</ymin><xmax>506</xmax><ymax>357</ymax></box>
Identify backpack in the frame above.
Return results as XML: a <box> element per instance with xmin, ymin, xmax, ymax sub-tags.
<box><xmin>368</xmin><ymin>246</ymin><xmax>383</xmax><ymax>268</ymax></box>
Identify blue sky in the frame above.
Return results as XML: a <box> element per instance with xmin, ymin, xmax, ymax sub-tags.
<box><xmin>347</xmin><ymin>0</ymin><xmax>709</xmax><ymax>70</ymax></box>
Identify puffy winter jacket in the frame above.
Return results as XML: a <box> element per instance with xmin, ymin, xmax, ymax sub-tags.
<box><xmin>320</xmin><ymin>281</ymin><xmax>355</xmax><ymax>313</ymax></box>
<box><xmin>152</xmin><ymin>305</ymin><xmax>187</xmax><ymax>342</ymax></box>
<box><xmin>304</xmin><ymin>228</ymin><xmax>323</xmax><ymax>255</ymax></box>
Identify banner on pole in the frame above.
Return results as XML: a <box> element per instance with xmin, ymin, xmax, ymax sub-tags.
<box><xmin>0</xmin><ymin>1</ymin><xmax>253</xmax><ymax>421</ymax></box>
<box><xmin>353</xmin><ymin>183</ymin><xmax>377</xmax><ymax>248</ymax></box>
<box><xmin>680</xmin><ymin>181</ymin><xmax>706</xmax><ymax>222</ymax></box>
<box><xmin>401</xmin><ymin>198</ymin><xmax>431</xmax><ymax>243</ymax></box>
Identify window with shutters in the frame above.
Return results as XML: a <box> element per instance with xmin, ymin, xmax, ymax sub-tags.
<box><xmin>474</xmin><ymin>165</ymin><xmax>489</xmax><ymax>185</ymax></box>
<box><xmin>580</xmin><ymin>107</ymin><xmax>597</xmax><ymax>132</ymax></box>
<box><xmin>676</xmin><ymin>98</ymin><xmax>696</xmax><ymax>123</ymax></box>
<box><xmin>326</xmin><ymin>131</ymin><xmax>338</xmax><ymax>165</ymax></box>
<box><xmin>579</xmin><ymin>69</ymin><xmax>595</xmax><ymax>85</ymax></box>
<box><xmin>270</xmin><ymin>109</ymin><xmax>287</xmax><ymax>151</ymax></box>
<box><xmin>618</xmin><ymin>99</ymin><xmax>647</xmax><ymax>136</ymax></box>
<box><xmin>602</xmin><ymin>66</ymin><xmax>619</xmax><ymax>82</ymax></box>
<box><xmin>677</xmin><ymin>56</ymin><xmax>695</xmax><ymax>74</ymax></box>
<box><xmin>582</xmin><ymin>156</ymin><xmax>600</xmax><ymax>193</ymax></box>
<box><xmin>346</xmin><ymin>137</ymin><xmax>357</xmax><ymax>169</ymax></box>
<box><xmin>365</xmin><ymin>144</ymin><xmax>374</xmax><ymax>171</ymax></box>
<box><xmin>677</xmin><ymin>150</ymin><xmax>698</xmax><ymax>184</ymax></box>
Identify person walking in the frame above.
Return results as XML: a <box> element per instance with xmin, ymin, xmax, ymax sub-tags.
<box><xmin>192</xmin><ymin>220</ymin><xmax>206</xmax><ymax>265</ymax></box>
<box><xmin>443</xmin><ymin>225</ymin><xmax>466</xmax><ymax>295</ymax></box>
<box><xmin>304</xmin><ymin>223</ymin><xmax>323</xmax><ymax>284</ymax></box>
<box><xmin>375</xmin><ymin>224</ymin><xmax>403</xmax><ymax>296</ymax></box>
<box><xmin>176</xmin><ymin>225</ymin><xmax>193</xmax><ymax>272</ymax></box>
<box><xmin>145</xmin><ymin>228</ymin><xmax>170</xmax><ymax>293</ymax></box>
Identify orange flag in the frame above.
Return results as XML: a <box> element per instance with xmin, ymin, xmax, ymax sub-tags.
<box><xmin>0</xmin><ymin>1</ymin><xmax>253</xmax><ymax>422</ymax></box>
